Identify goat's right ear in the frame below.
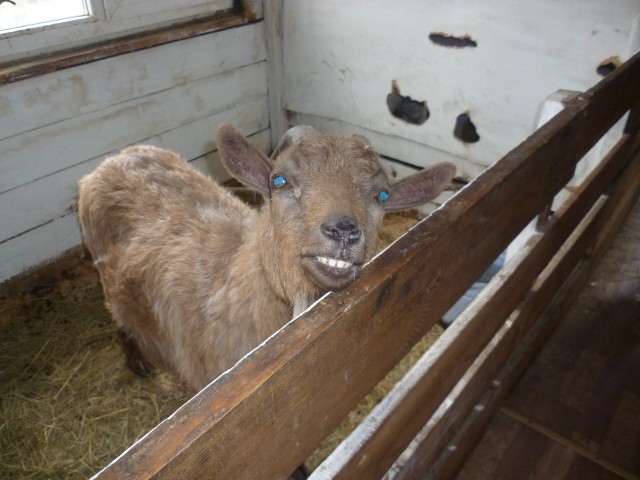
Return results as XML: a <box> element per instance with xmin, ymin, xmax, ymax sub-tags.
<box><xmin>216</xmin><ymin>124</ymin><xmax>272</xmax><ymax>196</ymax></box>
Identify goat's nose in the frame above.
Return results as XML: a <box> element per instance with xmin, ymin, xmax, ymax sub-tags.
<box><xmin>321</xmin><ymin>216</ymin><xmax>362</xmax><ymax>244</ymax></box>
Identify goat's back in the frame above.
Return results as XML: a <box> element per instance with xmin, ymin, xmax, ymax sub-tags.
<box><xmin>77</xmin><ymin>146</ymin><xmax>263</xmax><ymax>388</ymax></box>
<box><xmin>78</xmin><ymin>146</ymin><xmax>251</xmax><ymax>258</ymax></box>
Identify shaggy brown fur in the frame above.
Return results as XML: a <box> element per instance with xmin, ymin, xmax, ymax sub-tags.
<box><xmin>77</xmin><ymin>124</ymin><xmax>455</xmax><ymax>392</ymax></box>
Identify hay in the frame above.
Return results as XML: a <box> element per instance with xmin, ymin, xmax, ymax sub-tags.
<box><xmin>0</xmin><ymin>212</ymin><xmax>442</xmax><ymax>478</ymax></box>
<box><xmin>0</xmin><ymin>252</ymin><xmax>189</xmax><ymax>479</ymax></box>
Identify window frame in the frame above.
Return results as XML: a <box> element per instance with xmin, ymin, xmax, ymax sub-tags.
<box><xmin>0</xmin><ymin>0</ymin><xmax>235</xmax><ymax>64</ymax></box>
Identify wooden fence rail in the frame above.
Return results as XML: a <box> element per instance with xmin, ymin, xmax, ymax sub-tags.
<box><xmin>92</xmin><ymin>49</ymin><xmax>640</xmax><ymax>479</ymax></box>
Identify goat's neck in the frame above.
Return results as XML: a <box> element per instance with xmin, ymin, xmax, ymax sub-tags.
<box><xmin>253</xmin><ymin>213</ymin><xmax>320</xmax><ymax>316</ymax></box>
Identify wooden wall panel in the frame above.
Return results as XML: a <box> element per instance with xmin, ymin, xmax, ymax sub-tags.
<box><xmin>0</xmin><ymin>95</ymin><xmax>268</xmax><ymax>243</ymax></box>
<box><xmin>0</xmin><ymin>64</ymin><xmax>268</xmax><ymax>241</ymax></box>
<box><xmin>0</xmin><ymin>23</ymin><xmax>266</xmax><ymax>144</ymax></box>
<box><xmin>281</xmin><ymin>1</ymin><xmax>640</xmax><ymax>177</ymax></box>
<box><xmin>1</xmin><ymin>0</ymin><xmax>236</xmax><ymax>62</ymax></box>
<box><xmin>0</xmin><ymin>129</ymin><xmax>270</xmax><ymax>280</ymax></box>
<box><xmin>0</xmin><ymin>22</ymin><xmax>269</xmax><ymax>282</ymax></box>
<box><xmin>0</xmin><ymin>61</ymin><xmax>267</xmax><ymax>194</ymax></box>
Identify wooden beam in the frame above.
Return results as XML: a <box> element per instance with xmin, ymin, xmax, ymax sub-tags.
<box><xmin>311</xmin><ymin>128</ymin><xmax>640</xmax><ymax>479</ymax></box>
<box><xmin>426</xmin><ymin>147</ymin><xmax>640</xmax><ymax>480</ymax></box>
<box><xmin>0</xmin><ymin>10</ymin><xmax>251</xmax><ymax>86</ymax></box>
<box><xmin>92</xmin><ymin>50</ymin><xmax>640</xmax><ymax>480</ymax></box>
<box><xmin>389</xmin><ymin>142</ymin><xmax>640</xmax><ymax>480</ymax></box>
<box><xmin>263</xmin><ymin>0</ymin><xmax>289</xmax><ymax>150</ymax></box>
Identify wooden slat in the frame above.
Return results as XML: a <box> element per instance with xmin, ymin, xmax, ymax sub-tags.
<box><xmin>498</xmin><ymin>406</ymin><xmax>640</xmax><ymax>480</ymax></box>
<box><xmin>320</xmin><ymin>127</ymin><xmax>640</xmax><ymax>480</ymax></box>
<box><xmin>263</xmin><ymin>0</ymin><xmax>289</xmax><ymax>149</ymax></box>
<box><xmin>0</xmin><ymin>88</ymin><xmax>268</xmax><ymax>245</ymax></box>
<box><xmin>0</xmin><ymin>22</ymin><xmax>267</xmax><ymax>143</ymax></box>
<box><xmin>0</xmin><ymin>64</ymin><xmax>268</xmax><ymax>245</ymax></box>
<box><xmin>0</xmin><ymin>120</ymin><xmax>270</xmax><ymax>284</ymax></box>
<box><xmin>0</xmin><ymin>7</ymin><xmax>244</xmax><ymax>85</ymax></box>
<box><xmin>0</xmin><ymin>60</ymin><xmax>267</xmax><ymax>195</ymax></box>
<box><xmin>427</xmin><ymin>149</ymin><xmax>640</xmax><ymax>480</ymax></box>
<box><xmin>91</xmin><ymin>51</ymin><xmax>640</xmax><ymax>480</ymax></box>
<box><xmin>454</xmin><ymin>410</ymin><xmax>627</xmax><ymax>480</ymax></box>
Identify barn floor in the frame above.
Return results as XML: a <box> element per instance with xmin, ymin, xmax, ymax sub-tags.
<box><xmin>454</xmin><ymin>199</ymin><xmax>640</xmax><ymax>479</ymax></box>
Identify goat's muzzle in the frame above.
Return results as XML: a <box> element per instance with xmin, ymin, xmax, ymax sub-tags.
<box><xmin>301</xmin><ymin>215</ymin><xmax>366</xmax><ymax>292</ymax></box>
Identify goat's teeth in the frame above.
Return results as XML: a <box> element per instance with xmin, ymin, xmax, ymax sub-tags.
<box><xmin>316</xmin><ymin>256</ymin><xmax>352</xmax><ymax>269</ymax></box>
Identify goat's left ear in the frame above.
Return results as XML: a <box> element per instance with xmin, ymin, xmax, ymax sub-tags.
<box><xmin>384</xmin><ymin>162</ymin><xmax>456</xmax><ymax>212</ymax></box>
<box><xmin>216</xmin><ymin>124</ymin><xmax>272</xmax><ymax>196</ymax></box>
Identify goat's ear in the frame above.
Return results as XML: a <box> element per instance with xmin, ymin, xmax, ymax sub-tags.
<box><xmin>384</xmin><ymin>162</ymin><xmax>456</xmax><ymax>212</ymax></box>
<box><xmin>216</xmin><ymin>124</ymin><xmax>272</xmax><ymax>196</ymax></box>
<box><xmin>270</xmin><ymin>125</ymin><xmax>316</xmax><ymax>160</ymax></box>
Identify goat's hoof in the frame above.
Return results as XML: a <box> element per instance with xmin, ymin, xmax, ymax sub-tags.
<box><xmin>129</xmin><ymin>359</ymin><xmax>154</xmax><ymax>378</ymax></box>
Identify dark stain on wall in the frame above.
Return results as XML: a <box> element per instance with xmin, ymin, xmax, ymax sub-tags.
<box><xmin>596</xmin><ymin>56</ymin><xmax>621</xmax><ymax>76</ymax></box>
<box><xmin>429</xmin><ymin>32</ymin><xmax>477</xmax><ymax>48</ymax></box>
<box><xmin>454</xmin><ymin>113</ymin><xmax>480</xmax><ymax>143</ymax></box>
<box><xmin>387</xmin><ymin>80</ymin><xmax>430</xmax><ymax>125</ymax></box>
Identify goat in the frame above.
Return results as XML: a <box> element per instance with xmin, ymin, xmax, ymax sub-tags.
<box><xmin>77</xmin><ymin>124</ymin><xmax>455</xmax><ymax>392</ymax></box>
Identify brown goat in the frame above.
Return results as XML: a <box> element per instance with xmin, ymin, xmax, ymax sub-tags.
<box><xmin>77</xmin><ymin>124</ymin><xmax>455</xmax><ymax>392</ymax></box>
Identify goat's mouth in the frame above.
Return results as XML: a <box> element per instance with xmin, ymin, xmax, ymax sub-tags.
<box><xmin>302</xmin><ymin>255</ymin><xmax>362</xmax><ymax>291</ymax></box>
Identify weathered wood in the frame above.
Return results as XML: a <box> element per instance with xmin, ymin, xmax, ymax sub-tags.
<box><xmin>92</xmin><ymin>50</ymin><xmax>640</xmax><ymax>480</ymax></box>
<box><xmin>0</xmin><ymin>22</ymin><xmax>267</xmax><ymax>143</ymax></box>
<box><xmin>499</xmin><ymin>406</ymin><xmax>640</xmax><ymax>480</ymax></box>
<box><xmin>0</xmin><ymin>88</ymin><xmax>268</xmax><ymax>247</ymax></box>
<box><xmin>427</xmin><ymin>149</ymin><xmax>640</xmax><ymax>480</ymax></box>
<box><xmin>0</xmin><ymin>126</ymin><xmax>270</xmax><ymax>283</ymax></box>
<box><xmin>388</xmin><ymin>133</ymin><xmax>640</xmax><ymax>479</ymax></box>
<box><xmin>453</xmin><ymin>410</ymin><xmax>626</xmax><ymax>480</ymax></box>
<box><xmin>320</xmin><ymin>128</ymin><xmax>640</xmax><ymax>480</ymax></box>
<box><xmin>0</xmin><ymin>9</ymin><xmax>247</xmax><ymax>85</ymax></box>
<box><xmin>0</xmin><ymin>60</ymin><xmax>267</xmax><ymax>195</ymax></box>
<box><xmin>264</xmin><ymin>0</ymin><xmax>289</xmax><ymax>149</ymax></box>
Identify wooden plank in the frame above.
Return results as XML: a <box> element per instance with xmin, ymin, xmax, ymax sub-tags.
<box><xmin>0</xmin><ymin>214</ymin><xmax>83</xmax><ymax>283</ymax></box>
<box><xmin>0</xmin><ymin>91</ymin><xmax>268</xmax><ymax>247</ymax></box>
<box><xmin>0</xmin><ymin>22</ymin><xmax>266</xmax><ymax>142</ymax></box>
<box><xmin>102</xmin><ymin>0</ymin><xmax>233</xmax><ymax>23</ymax></box>
<box><xmin>428</xmin><ymin>149</ymin><xmax>640</xmax><ymax>480</ymax></box>
<box><xmin>499</xmin><ymin>406</ymin><xmax>640</xmax><ymax>480</ymax></box>
<box><xmin>190</xmin><ymin>128</ymin><xmax>271</xmax><ymax>182</ymax></box>
<box><xmin>92</xmin><ymin>50</ymin><xmax>640</xmax><ymax>480</ymax></box>
<box><xmin>264</xmin><ymin>0</ymin><xmax>289</xmax><ymax>149</ymax></box>
<box><xmin>0</xmin><ymin>106</ymin><xmax>269</xmax><ymax>283</ymax></box>
<box><xmin>313</xmin><ymin>130</ymin><xmax>640</xmax><ymax>479</ymax></box>
<box><xmin>0</xmin><ymin>60</ymin><xmax>267</xmax><ymax>195</ymax></box>
<box><xmin>455</xmin><ymin>410</ymin><xmax>626</xmax><ymax>480</ymax></box>
<box><xmin>0</xmin><ymin>5</ymin><xmax>244</xmax><ymax>82</ymax></box>
<box><xmin>385</xmin><ymin>130</ymin><xmax>640</xmax><ymax>479</ymax></box>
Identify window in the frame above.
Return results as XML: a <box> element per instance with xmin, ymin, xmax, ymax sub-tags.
<box><xmin>0</xmin><ymin>0</ymin><xmax>233</xmax><ymax>63</ymax></box>
<box><xmin>0</xmin><ymin>0</ymin><xmax>91</xmax><ymax>34</ymax></box>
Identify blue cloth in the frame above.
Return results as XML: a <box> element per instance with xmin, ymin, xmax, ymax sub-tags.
<box><xmin>442</xmin><ymin>252</ymin><xmax>506</xmax><ymax>327</ymax></box>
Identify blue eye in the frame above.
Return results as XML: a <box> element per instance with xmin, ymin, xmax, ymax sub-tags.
<box><xmin>272</xmin><ymin>174</ymin><xmax>286</xmax><ymax>188</ymax></box>
<box><xmin>378</xmin><ymin>190</ymin><xmax>389</xmax><ymax>202</ymax></box>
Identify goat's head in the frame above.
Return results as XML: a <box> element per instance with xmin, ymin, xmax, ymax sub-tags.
<box><xmin>216</xmin><ymin>124</ymin><xmax>456</xmax><ymax>297</ymax></box>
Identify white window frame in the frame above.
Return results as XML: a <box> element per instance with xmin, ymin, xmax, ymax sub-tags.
<box><xmin>0</xmin><ymin>0</ymin><xmax>233</xmax><ymax>63</ymax></box>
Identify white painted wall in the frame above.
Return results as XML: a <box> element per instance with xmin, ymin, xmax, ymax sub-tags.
<box><xmin>280</xmin><ymin>0</ymin><xmax>640</xmax><ymax>180</ymax></box>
